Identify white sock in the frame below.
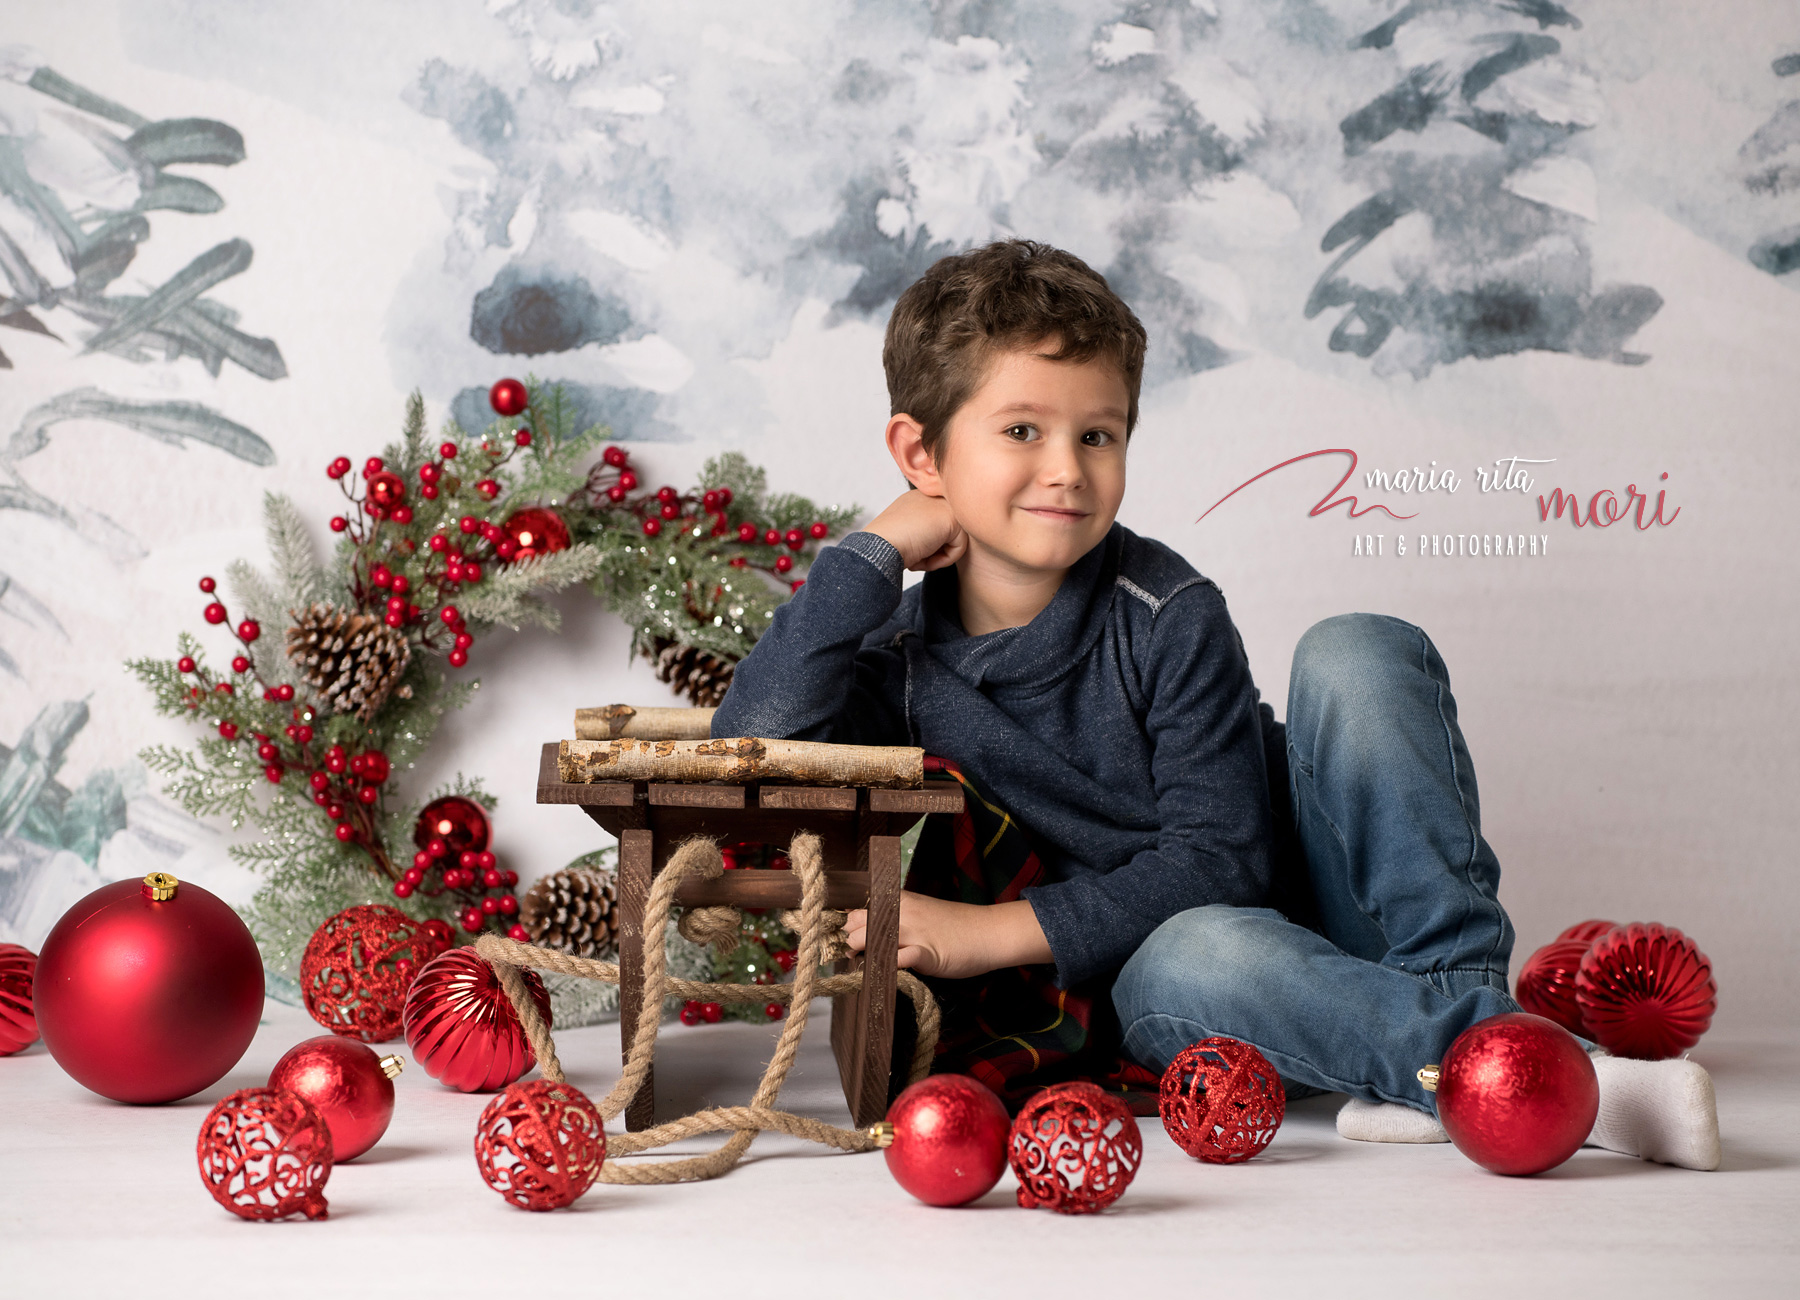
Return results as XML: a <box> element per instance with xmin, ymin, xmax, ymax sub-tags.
<box><xmin>1587</xmin><ymin>1054</ymin><xmax>1720</xmax><ymax>1171</ymax></box>
<box><xmin>1336</xmin><ymin>1098</ymin><xmax>1449</xmax><ymax>1143</ymax></box>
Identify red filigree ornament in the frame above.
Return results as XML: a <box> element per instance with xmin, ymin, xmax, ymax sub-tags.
<box><xmin>268</xmin><ymin>1036</ymin><xmax>405</xmax><ymax>1162</ymax></box>
<box><xmin>1431</xmin><ymin>1012</ymin><xmax>1598</xmax><ymax>1176</ymax></box>
<box><xmin>198</xmin><ymin>1086</ymin><xmax>334</xmax><ymax>1221</ymax></box>
<box><xmin>1576</xmin><ymin>922</ymin><xmax>1716</xmax><ymax>1060</ymax></box>
<box><xmin>474</xmin><ymin>1078</ymin><xmax>606</xmax><ymax>1210</ymax></box>
<box><xmin>489</xmin><ymin>377</ymin><xmax>530</xmax><ymax>417</ymax></box>
<box><xmin>414</xmin><ymin>796</ymin><xmax>491</xmax><ymax>858</ymax></box>
<box><xmin>1514</xmin><ymin>938</ymin><xmax>1593</xmax><ymax>1037</ymax></box>
<box><xmin>501</xmin><ymin>507</ymin><xmax>571</xmax><ymax>562</ymax></box>
<box><xmin>1158</xmin><ymin>1037</ymin><xmax>1285</xmax><ymax>1164</ymax></box>
<box><xmin>404</xmin><ymin>948</ymin><xmax>551</xmax><ymax>1092</ymax></box>
<box><xmin>299</xmin><ymin>904</ymin><xmax>450</xmax><ymax>1042</ymax></box>
<box><xmin>0</xmin><ymin>943</ymin><xmax>38</xmax><ymax>1056</ymax></box>
<box><xmin>876</xmin><ymin>1074</ymin><xmax>1011</xmax><ymax>1207</ymax></box>
<box><xmin>1008</xmin><ymin>1082</ymin><xmax>1143</xmax><ymax>1214</ymax></box>
<box><xmin>1557</xmin><ymin>919</ymin><xmax>1618</xmax><ymax>945</ymax></box>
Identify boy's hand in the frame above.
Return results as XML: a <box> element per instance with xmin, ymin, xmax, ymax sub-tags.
<box><xmin>863</xmin><ymin>489</ymin><xmax>967</xmax><ymax>572</ymax></box>
<box><xmin>843</xmin><ymin>893</ymin><xmax>1051</xmax><ymax>980</ymax></box>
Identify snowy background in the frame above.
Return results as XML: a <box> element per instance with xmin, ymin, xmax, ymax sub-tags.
<box><xmin>1</xmin><ymin>1</ymin><xmax>1795</xmax><ymax>1027</ymax></box>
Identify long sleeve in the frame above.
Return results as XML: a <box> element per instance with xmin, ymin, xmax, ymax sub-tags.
<box><xmin>710</xmin><ymin>532</ymin><xmax>912</xmax><ymax>746</ymax></box>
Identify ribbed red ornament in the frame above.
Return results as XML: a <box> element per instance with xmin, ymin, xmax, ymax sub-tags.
<box><xmin>1575</xmin><ymin>922</ymin><xmax>1716</xmax><ymax>1060</ymax></box>
<box><xmin>1556</xmin><ymin>919</ymin><xmax>1618</xmax><ymax>945</ymax></box>
<box><xmin>1008</xmin><ymin>1082</ymin><xmax>1142</xmax><ymax>1214</ymax></box>
<box><xmin>268</xmin><ymin>1036</ymin><xmax>403</xmax><ymax>1162</ymax></box>
<box><xmin>414</xmin><ymin>797</ymin><xmax>490</xmax><ymax>857</ymax></box>
<box><xmin>1157</xmin><ymin>1037</ymin><xmax>1285</xmax><ymax>1163</ymax></box>
<box><xmin>404</xmin><ymin>948</ymin><xmax>550</xmax><ymax>1092</ymax></box>
<box><xmin>299</xmin><ymin>905</ymin><xmax>449</xmax><ymax>1042</ymax></box>
<box><xmin>474</xmin><ymin>1078</ymin><xmax>605</xmax><ymax>1210</ymax></box>
<box><xmin>880</xmin><ymin>1074</ymin><xmax>1011</xmax><ymax>1207</ymax></box>
<box><xmin>1514</xmin><ymin>938</ymin><xmax>1593</xmax><ymax>1037</ymax></box>
<box><xmin>0</xmin><ymin>943</ymin><xmax>37</xmax><ymax>1056</ymax></box>
<box><xmin>197</xmin><ymin>1086</ymin><xmax>333</xmax><ymax>1221</ymax></box>
<box><xmin>1433</xmin><ymin>1012</ymin><xmax>1598</xmax><ymax>1176</ymax></box>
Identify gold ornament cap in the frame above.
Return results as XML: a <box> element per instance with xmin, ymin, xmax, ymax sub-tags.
<box><xmin>379</xmin><ymin>1054</ymin><xmax>405</xmax><ymax>1080</ymax></box>
<box><xmin>1417</xmin><ymin>1065</ymin><xmax>1441</xmax><ymax>1093</ymax></box>
<box><xmin>866</xmin><ymin>1121</ymin><xmax>894</xmax><ymax>1149</ymax></box>
<box><xmin>143</xmin><ymin>872</ymin><xmax>179</xmax><ymax>902</ymax></box>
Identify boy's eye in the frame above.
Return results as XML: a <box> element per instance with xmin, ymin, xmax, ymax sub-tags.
<box><xmin>1083</xmin><ymin>429</ymin><xmax>1115</xmax><ymax>447</ymax></box>
<box><xmin>1004</xmin><ymin>424</ymin><xmax>1038</xmax><ymax>441</ymax></box>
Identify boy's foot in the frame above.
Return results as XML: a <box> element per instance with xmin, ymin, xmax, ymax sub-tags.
<box><xmin>1586</xmin><ymin>1054</ymin><xmax>1720</xmax><ymax>1171</ymax></box>
<box><xmin>1335</xmin><ymin>1098</ymin><xmax>1449</xmax><ymax>1143</ymax></box>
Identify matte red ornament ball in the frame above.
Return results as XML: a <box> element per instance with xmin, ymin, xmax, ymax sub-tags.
<box><xmin>299</xmin><ymin>904</ymin><xmax>450</xmax><ymax>1043</ymax></box>
<box><xmin>1008</xmin><ymin>1082</ymin><xmax>1142</xmax><ymax>1214</ymax></box>
<box><xmin>268</xmin><ymin>1036</ymin><xmax>404</xmax><ymax>1162</ymax></box>
<box><xmin>489</xmin><ymin>378</ymin><xmax>530</xmax><ymax>417</ymax></box>
<box><xmin>414</xmin><ymin>796</ymin><xmax>490</xmax><ymax>857</ymax></box>
<box><xmin>196</xmin><ymin>1086</ymin><xmax>333</xmax><ymax>1221</ymax></box>
<box><xmin>474</xmin><ymin>1078</ymin><xmax>605</xmax><ymax>1211</ymax></box>
<box><xmin>404</xmin><ymin>948</ymin><xmax>551</xmax><ymax>1092</ymax></box>
<box><xmin>0</xmin><ymin>943</ymin><xmax>38</xmax><ymax>1056</ymax></box>
<box><xmin>1514</xmin><ymin>938</ymin><xmax>1593</xmax><ymax>1037</ymax></box>
<box><xmin>1158</xmin><ymin>1037</ymin><xmax>1285</xmax><ymax>1163</ymax></box>
<box><xmin>878</xmin><ymin>1074</ymin><xmax>1011</xmax><ymax>1207</ymax></box>
<box><xmin>1433</xmin><ymin>1012</ymin><xmax>1598</xmax><ymax>1176</ymax></box>
<box><xmin>1575</xmin><ymin>922</ymin><xmax>1716</xmax><ymax>1060</ymax></box>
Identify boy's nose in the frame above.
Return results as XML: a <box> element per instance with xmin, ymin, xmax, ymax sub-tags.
<box><xmin>1040</xmin><ymin>435</ymin><xmax>1086</xmax><ymax>489</ymax></box>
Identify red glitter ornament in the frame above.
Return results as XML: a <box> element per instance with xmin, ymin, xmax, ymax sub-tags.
<box><xmin>403</xmin><ymin>948</ymin><xmax>551</xmax><ymax>1092</ymax></box>
<box><xmin>0</xmin><ymin>943</ymin><xmax>38</xmax><ymax>1055</ymax></box>
<box><xmin>474</xmin><ymin>1078</ymin><xmax>606</xmax><ymax>1210</ymax></box>
<box><xmin>1431</xmin><ymin>1012</ymin><xmax>1598</xmax><ymax>1176</ymax></box>
<box><xmin>1514</xmin><ymin>938</ymin><xmax>1593</xmax><ymax>1037</ymax></box>
<box><xmin>196</xmin><ymin>1087</ymin><xmax>333</xmax><ymax>1221</ymax></box>
<box><xmin>1575</xmin><ymin>922</ymin><xmax>1716</xmax><ymax>1060</ymax></box>
<box><xmin>36</xmin><ymin>873</ymin><xmax>262</xmax><ymax>1103</ymax></box>
<box><xmin>1557</xmin><ymin>918</ymin><xmax>1618</xmax><ymax>945</ymax></box>
<box><xmin>299</xmin><ymin>904</ymin><xmax>450</xmax><ymax>1042</ymax></box>
<box><xmin>502</xmin><ymin>507</ymin><xmax>571</xmax><ymax>562</ymax></box>
<box><xmin>1158</xmin><ymin>1037</ymin><xmax>1285</xmax><ymax>1163</ymax></box>
<box><xmin>414</xmin><ymin>796</ymin><xmax>491</xmax><ymax>858</ymax></box>
<box><xmin>366</xmin><ymin>471</ymin><xmax>407</xmax><ymax>512</ymax></box>
<box><xmin>268</xmin><ymin>1036</ymin><xmax>405</xmax><ymax>1162</ymax></box>
<box><xmin>1008</xmin><ymin>1082</ymin><xmax>1143</xmax><ymax>1214</ymax></box>
<box><xmin>489</xmin><ymin>378</ymin><xmax>530</xmax><ymax>417</ymax></box>
<box><xmin>876</xmin><ymin>1075</ymin><xmax>1011</xmax><ymax>1207</ymax></box>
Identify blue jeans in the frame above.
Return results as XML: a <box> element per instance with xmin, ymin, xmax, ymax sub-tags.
<box><xmin>1112</xmin><ymin>613</ymin><xmax>1521</xmax><ymax>1112</ymax></box>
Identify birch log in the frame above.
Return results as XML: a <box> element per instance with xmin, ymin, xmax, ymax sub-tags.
<box><xmin>558</xmin><ymin>737</ymin><xmax>924</xmax><ymax>788</ymax></box>
<box><xmin>573</xmin><ymin>705</ymin><xmax>716</xmax><ymax>741</ymax></box>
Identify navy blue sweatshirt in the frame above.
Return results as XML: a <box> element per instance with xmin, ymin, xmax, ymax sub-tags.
<box><xmin>710</xmin><ymin>523</ymin><xmax>1279</xmax><ymax>989</ymax></box>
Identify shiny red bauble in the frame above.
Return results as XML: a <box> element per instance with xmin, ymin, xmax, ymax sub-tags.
<box><xmin>878</xmin><ymin>1075</ymin><xmax>1011</xmax><ymax>1207</ymax></box>
<box><xmin>501</xmin><ymin>507</ymin><xmax>571</xmax><ymax>562</ymax></box>
<box><xmin>1576</xmin><ymin>922</ymin><xmax>1716</xmax><ymax>1060</ymax></box>
<box><xmin>366</xmin><ymin>471</ymin><xmax>407</xmax><ymax>511</ymax></box>
<box><xmin>1514</xmin><ymin>938</ymin><xmax>1593</xmax><ymax>1037</ymax></box>
<box><xmin>0</xmin><ymin>943</ymin><xmax>38</xmax><ymax>1055</ymax></box>
<box><xmin>489</xmin><ymin>377</ymin><xmax>530</xmax><ymax>417</ymax></box>
<box><xmin>1008</xmin><ymin>1082</ymin><xmax>1143</xmax><ymax>1214</ymax></box>
<box><xmin>299</xmin><ymin>904</ymin><xmax>449</xmax><ymax>1042</ymax></box>
<box><xmin>268</xmin><ymin>1036</ymin><xmax>404</xmax><ymax>1162</ymax></box>
<box><xmin>1158</xmin><ymin>1037</ymin><xmax>1285</xmax><ymax>1164</ymax></box>
<box><xmin>197</xmin><ymin>1086</ymin><xmax>333</xmax><ymax>1221</ymax></box>
<box><xmin>36</xmin><ymin>874</ymin><xmax>263</xmax><ymax>1103</ymax></box>
<box><xmin>1557</xmin><ymin>918</ymin><xmax>1618</xmax><ymax>945</ymax></box>
<box><xmin>404</xmin><ymin>948</ymin><xmax>551</xmax><ymax>1092</ymax></box>
<box><xmin>414</xmin><ymin>796</ymin><xmax>490</xmax><ymax>858</ymax></box>
<box><xmin>474</xmin><ymin>1078</ymin><xmax>606</xmax><ymax>1210</ymax></box>
<box><xmin>1433</xmin><ymin>1012</ymin><xmax>1598</xmax><ymax>1176</ymax></box>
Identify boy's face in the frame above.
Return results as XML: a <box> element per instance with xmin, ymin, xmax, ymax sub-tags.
<box><xmin>929</xmin><ymin>342</ymin><xmax>1129</xmax><ymax>579</ymax></box>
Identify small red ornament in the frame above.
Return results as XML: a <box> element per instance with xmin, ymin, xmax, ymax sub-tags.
<box><xmin>1430</xmin><ymin>1012</ymin><xmax>1598</xmax><ymax>1176</ymax></box>
<box><xmin>299</xmin><ymin>905</ymin><xmax>450</xmax><ymax>1042</ymax></box>
<box><xmin>197</xmin><ymin>1087</ymin><xmax>333</xmax><ymax>1221</ymax></box>
<box><xmin>36</xmin><ymin>873</ymin><xmax>263</xmax><ymax>1103</ymax></box>
<box><xmin>876</xmin><ymin>1075</ymin><xmax>1011</xmax><ymax>1207</ymax></box>
<box><xmin>1158</xmin><ymin>1037</ymin><xmax>1285</xmax><ymax>1163</ymax></box>
<box><xmin>367</xmin><ymin>472</ymin><xmax>407</xmax><ymax>511</ymax></box>
<box><xmin>501</xmin><ymin>507</ymin><xmax>571</xmax><ymax>561</ymax></box>
<box><xmin>404</xmin><ymin>948</ymin><xmax>551</xmax><ymax>1092</ymax></box>
<box><xmin>0</xmin><ymin>943</ymin><xmax>38</xmax><ymax>1055</ymax></box>
<box><xmin>1514</xmin><ymin>938</ymin><xmax>1593</xmax><ymax>1037</ymax></box>
<box><xmin>1008</xmin><ymin>1082</ymin><xmax>1143</xmax><ymax>1214</ymax></box>
<box><xmin>489</xmin><ymin>378</ymin><xmax>530</xmax><ymax>417</ymax></box>
<box><xmin>1576</xmin><ymin>922</ymin><xmax>1716</xmax><ymax>1060</ymax></box>
<box><xmin>268</xmin><ymin>1036</ymin><xmax>405</xmax><ymax>1162</ymax></box>
<box><xmin>474</xmin><ymin>1079</ymin><xmax>605</xmax><ymax>1210</ymax></box>
<box><xmin>414</xmin><ymin>796</ymin><xmax>491</xmax><ymax>857</ymax></box>
<box><xmin>1557</xmin><ymin>919</ymin><xmax>1618</xmax><ymax>945</ymax></box>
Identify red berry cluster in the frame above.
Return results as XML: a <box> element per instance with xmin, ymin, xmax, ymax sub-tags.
<box><xmin>399</xmin><ymin>840</ymin><xmax>521</xmax><ymax>932</ymax></box>
<box><xmin>679</xmin><ymin>1000</ymin><xmax>724</xmax><ymax>1026</ymax></box>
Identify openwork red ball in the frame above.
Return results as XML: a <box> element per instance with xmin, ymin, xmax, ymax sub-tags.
<box><xmin>474</xmin><ymin>1079</ymin><xmax>606</xmax><ymax>1210</ymax></box>
<box><xmin>489</xmin><ymin>377</ymin><xmax>530</xmax><ymax>417</ymax></box>
<box><xmin>404</xmin><ymin>948</ymin><xmax>551</xmax><ymax>1092</ymax></box>
<box><xmin>197</xmin><ymin>1086</ymin><xmax>334</xmax><ymax>1221</ymax></box>
<box><xmin>1576</xmin><ymin>922</ymin><xmax>1716</xmax><ymax>1060</ymax></box>
<box><xmin>1514</xmin><ymin>938</ymin><xmax>1593</xmax><ymax>1037</ymax></box>
<box><xmin>502</xmin><ymin>507</ymin><xmax>571</xmax><ymax>561</ymax></box>
<box><xmin>1434</xmin><ymin>1012</ymin><xmax>1598</xmax><ymax>1176</ymax></box>
<box><xmin>1157</xmin><ymin>1037</ymin><xmax>1285</xmax><ymax>1163</ymax></box>
<box><xmin>299</xmin><ymin>904</ymin><xmax>449</xmax><ymax>1042</ymax></box>
<box><xmin>414</xmin><ymin>796</ymin><xmax>491</xmax><ymax>857</ymax></box>
<box><xmin>0</xmin><ymin>943</ymin><xmax>38</xmax><ymax>1056</ymax></box>
<box><xmin>1008</xmin><ymin>1082</ymin><xmax>1143</xmax><ymax>1214</ymax></box>
<box><xmin>879</xmin><ymin>1074</ymin><xmax>1011</xmax><ymax>1207</ymax></box>
<box><xmin>268</xmin><ymin>1036</ymin><xmax>404</xmax><ymax>1162</ymax></box>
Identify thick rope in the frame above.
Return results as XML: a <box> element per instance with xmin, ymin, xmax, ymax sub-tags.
<box><xmin>474</xmin><ymin>831</ymin><xmax>940</xmax><ymax>1184</ymax></box>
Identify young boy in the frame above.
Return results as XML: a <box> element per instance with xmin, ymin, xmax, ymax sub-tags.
<box><xmin>711</xmin><ymin>240</ymin><xmax>1719</xmax><ymax>1169</ymax></box>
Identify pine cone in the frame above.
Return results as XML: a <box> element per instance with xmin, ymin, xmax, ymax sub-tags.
<box><xmin>649</xmin><ymin>636</ymin><xmax>735</xmax><ymax>707</ymax></box>
<box><xmin>284</xmin><ymin>603</ymin><xmax>412</xmax><ymax>722</ymax></box>
<box><xmin>521</xmin><ymin>867</ymin><xmax>618</xmax><ymax>958</ymax></box>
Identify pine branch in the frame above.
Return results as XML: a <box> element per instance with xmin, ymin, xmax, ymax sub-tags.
<box><xmin>263</xmin><ymin>491</ymin><xmax>328</xmax><ymax>610</ymax></box>
<box><xmin>460</xmin><ymin>543</ymin><xmax>606</xmax><ymax>631</ymax></box>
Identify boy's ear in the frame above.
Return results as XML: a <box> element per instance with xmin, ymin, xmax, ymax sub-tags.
<box><xmin>885</xmin><ymin>413</ymin><xmax>944</xmax><ymax>496</ymax></box>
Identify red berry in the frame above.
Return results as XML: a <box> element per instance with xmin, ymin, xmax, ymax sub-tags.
<box><xmin>372</xmin><ymin>565</ymin><xmax>392</xmax><ymax>587</ymax></box>
<box><xmin>730</xmin><ymin>556</ymin><xmax>748</xmax><ymax>568</ymax></box>
<box><xmin>295</xmin><ymin>724</ymin><xmax>312</xmax><ymax>744</ymax></box>
<box><xmin>392</xmin><ymin>505</ymin><xmax>414</xmax><ymax>524</ymax></box>
<box><xmin>426</xmin><ymin>837</ymin><xmax>447</xmax><ymax>858</ymax></box>
<box><xmin>508</xmin><ymin>924</ymin><xmax>530</xmax><ymax>942</ymax></box>
<box><xmin>785</xmin><ymin>528</ymin><xmax>805</xmax><ymax>550</ymax></box>
<box><xmin>412</xmin><ymin>851</ymin><xmax>433</xmax><ymax>871</ymax></box>
<box><xmin>335</xmin><ymin>823</ymin><xmax>355</xmax><ymax>842</ymax></box>
<box><xmin>775</xmin><ymin>554</ymin><xmax>794</xmax><ymax>573</ymax></box>
<box><xmin>603</xmin><ymin>446</ymin><xmax>628</xmax><ymax>468</ymax></box>
<box><xmin>605</xmin><ymin>485</ymin><xmax>627</xmax><ymax>504</ymax></box>
<box><xmin>326</xmin><ymin>752</ymin><xmax>347</xmax><ymax>774</ymax></box>
<box><xmin>203</xmin><ymin>602</ymin><xmax>227</xmax><ymax>624</ymax></box>
<box><xmin>702</xmin><ymin>490</ymin><xmax>720</xmax><ymax>511</ymax></box>
<box><xmin>237</xmin><ymin>619</ymin><xmax>261</xmax><ymax>642</ymax></box>
<box><xmin>215</xmin><ymin>682</ymin><xmax>234</xmax><ymax>696</ymax></box>
<box><xmin>310</xmin><ymin>771</ymin><xmax>329</xmax><ymax>793</ymax></box>
<box><xmin>218</xmin><ymin>721</ymin><xmax>238</xmax><ymax>740</ymax></box>
<box><xmin>514</xmin><ymin>430</ymin><xmax>532</xmax><ymax>448</ymax></box>
<box><xmin>327</xmin><ymin>457</ymin><xmax>351</xmax><ymax>479</ymax></box>
<box><xmin>361</xmin><ymin>752</ymin><xmax>390</xmax><ymax>783</ymax></box>
<box><xmin>363</xmin><ymin>456</ymin><xmax>385</xmax><ymax>478</ymax></box>
<box><xmin>498</xmin><ymin>896</ymin><xmax>519</xmax><ymax>919</ymax></box>
<box><xmin>657</xmin><ymin>485</ymin><xmax>678</xmax><ymax>504</ymax></box>
<box><xmin>480</xmin><ymin>897</ymin><xmax>499</xmax><ymax>915</ymax></box>
<box><xmin>642</xmin><ymin>518</ymin><xmax>661</xmax><ymax>537</ymax></box>
<box><xmin>774</xmin><ymin>949</ymin><xmax>797</xmax><ymax>973</ymax></box>
<box><xmin>459</xmin><ymin>516</ymin><xmax>478</xmax><ymax>534</ymax></box>
<box><xmin>659</xmin><ymin>502</ymin><xmax>679</xmax><ymax>520</ymax></box>
<box><xmin>393</xmin><ymin>880</ymin><xmax>414</xmax><ymax>899</ymax></box>
<box><xmin>312</xmin><ymin>790</ymin><xmax>330</xmax><ymax>807</ymax></box>
<box><xmin>453</xmin><ymin>632</ymin><xmax>473</xmax><ymax>650</ymax></box>
<box><xmin>618</xmin><ymin>470</ymin><xmax>638</xmax><ymax>491</ymax></box>
<box><xmin>177</xmin><ymin>656</ymin><xmax>197</xmax><ymax>674</ymax></box>
<box><xmin>701</xmin><ymin>1002</ymin><xmax>723</xmax><ymax>1023</ymax></box>
<box><xmin>357</xmin><ymin>784</ymin><xmax>379</xmax><ymax>804</ymax></box>
<box><xmin>403</xmin><ymin>865</ymin><xmax>426</xmax><ymax>885</ymax></box>
<box><xmin>476</xmin><ymin>479</ymin><xmax>500</xmax><ymax>499</ymax></box>
<box><xmin>463</xmin><ymin>562</ymin><xmax>483</xmax><ymax>583</ymax></box>
<box><xmin>326</xmin><ymin>803</ymin><xmax>344</xmax><ymax>820</ymax></box>
<box><xmin>680</xmin><ymin>1006</ymin><xmax>701</xmax><ymax>1027</ymax></box>
<box><xmin>502</xmin><ymin>869</ymin><xmax>519</xmax><ymax>887</ymax></box>
<box><xmin>330</xmin><ymin>516</ymin><xmax>349</xmax><ymax>532</ymax></box>
<box><xmin>765</xmin><ymin>1002</ymin><xmax>785</xmax><ymax>1021</ymax></box>
<box><xmin>717</xmin><ymin>487</ymin><xmax>733</xmax><ymax>506</ymax></box>
<box><xmin>384</xmin><ymin>610</ymin><xmax>404</xmax><ymax>628</ymax></box>
<box><xmin>809</xmin><ymin>521</ymin><xmax>829</xmax><ymax>539</ymax></box>
<box><xmin>257</xmin><ymin>742</ymin><xmax>277</xmax><ymax>761</ymax></box>
<box><xmin>461</xmin><ymin>913</ymin><xmax>483</xmax><ymax>934</ymax></box>
<box><xmin>440</xmin><ymin>606</ymin><xmax>460</xmax><ymax>625</ymax></box>
<box><xmin>276</xmin><ymin>683</ymin><xmax>295</xmax><ymax>701</ymax></box>
<box><xmin>476</xmin><ymin>850</ymin><xmax>497</xmax><ymax>870</ymax></box>
<box><xmin>763</xmin><ymin>528</ymin><xmax>780</xmax><ymax>546</ymax></box>
<box><xmin>264</xmin><ymin>764</ymin><xmax>284</xmax><ymax>783</ymax></box>
<box><xmin>440</xmin><ymin>441</ymin><xmax>459</xmax><ymax>460</ymax></box>
<box><xmin>428</xmin><ymin>533</ymin><xmax>448</xmax><ymax>553</ymax></box>
<box><xmin>448</xmin><ymin>648</ymin><xmax>468</xmax><ymax>668</ymax></box>
<box><xmin>482</xmin><ymin>868</ymin><xmax>502</xmax><ymax>888</ymax></box>
<box><xmin>230</xmin><ymin>655</ymin><xmax>249</xmax><ymax>674</ymax></box>
<box><xmin>418</xmin><ymin>462</ymin><xmax>440</xmax><ymax>485</ymax></box>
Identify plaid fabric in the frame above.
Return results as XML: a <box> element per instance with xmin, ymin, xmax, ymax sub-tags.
<box><xmin>904</xmin><ymin>760</ymin><xmax>1163</xmax><ymax>1115</ymax></box>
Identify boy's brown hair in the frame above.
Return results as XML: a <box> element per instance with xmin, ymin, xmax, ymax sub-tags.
<box><xmin>883</xmin><ymin>239</ymin><xmax>1148</xmax><ymax>464</ymax></box>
